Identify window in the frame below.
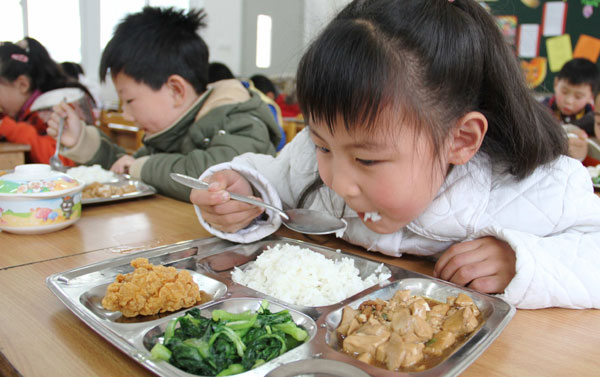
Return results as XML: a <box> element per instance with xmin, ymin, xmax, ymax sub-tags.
<box><xmin>0</xmin><ymin>0</ymin><xmax>24</xmax><ymax>43</ymax></box>
<box><xmin>256</xmin><ymin>14</ymin><xmax>272</xmax><ymax>69</ymax></box>
<box><xmin>100</xmin><ymin>0</ymin><xmax>146</xmax><ymax>48</ymax></box>
<box><xmin>27</xmin><ymin>0</ymin><xmax>81</xmax><ymax>62</ymax></box>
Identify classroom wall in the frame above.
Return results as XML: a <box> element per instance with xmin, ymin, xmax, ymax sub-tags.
<box><xmin>488</xmin><ymin>0</ymin><xmax>600</xmax><ymax>93</ymax></box>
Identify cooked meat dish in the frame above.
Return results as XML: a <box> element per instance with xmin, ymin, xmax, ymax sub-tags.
<box><xmin>83</xmin><ymin>181</ymin><xmax>137</xmax><ymax>199</ymax></box>
<box><xmin>101</xmin><ymin>258</ymin><xmax>210</xmax><ymax>317</ymax></box>
<box><xmin>336</xmin><ymin>289</ymin><xmax>482</xmax><ymax>372</ymax></box>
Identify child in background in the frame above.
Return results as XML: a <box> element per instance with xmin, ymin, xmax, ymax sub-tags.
<box><xmin>249</xmin><ymin>74</ymin><xmax>286</xmax><ymax>151</ymax></box>
<box><xmin>208</xmin><ymin>62</ymin><xmax>235</xmax><ymax>83</ymax></box>
<box><xmin>0</xmin><ymin>38</ymin><xmax>92</xmax><ymax>166</ymax></box>
<box><xmin>190</xmin><ymin>0</ymin><xmax>600</xmax><ymax>309</ymax></box>
<box><xmin>48</xmin><ymin>7</ymin><xmax>281</xmax><ymax>202</ymax></box>
<box><xmin>542</xmin><ymin>58</ymin><xmax>599</xmax><ymax>164</ymax></box>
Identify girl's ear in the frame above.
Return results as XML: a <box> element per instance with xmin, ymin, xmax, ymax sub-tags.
<box><xmin>165</xmin><ymin>74</ymin><xmax>189</xmax><ymax>107</ymax></box>
<box><xmin>15</xmin><ymin>74</ymin><xmax>31</xmax><ymax>94</ymax></box>
<box><xmin>447</xmin><ymin>111</ymin><xmax>487</xmax><ymax>165</ymax></box>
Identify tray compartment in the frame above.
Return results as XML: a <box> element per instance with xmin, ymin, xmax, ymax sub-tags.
<box><xmin>79</xmin><ymin>270</ymin><xmax>228</xmax><ymax>323</ymax></box>
<box><xmin>142</xmin><ymin>298</ymin><xmax>318</xmax><ymax>377</ymax></box>
<box><xmin>196</xmin><ymin>239</ymin><xmax>392</xmax><ymax>310</ymax></box>
<box><xmin>323</xmin><ymin>278</ymin><xmax>509</xmax><ymax>376</ymax></box>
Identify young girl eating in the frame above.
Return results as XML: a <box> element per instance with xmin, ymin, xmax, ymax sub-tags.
<box><xmin>0</xmin><ymin>38</ymin><xmax>93</xmax><ymax>165</ymax></box>
<box><xmin>190</xmin><ymin>0</ymin><xmax>600</xmax><ymax>309</ymax></box>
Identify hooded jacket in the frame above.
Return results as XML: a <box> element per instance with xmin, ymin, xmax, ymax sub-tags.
<box><xmin>194</xmin><ymin>127</ymin><xmax>600</xmax><ymax>309</ymax></box>
<box><xmin>63</xmin><ymin>79</ymin><xmax>281</xmax><ymax>201</ymax></box>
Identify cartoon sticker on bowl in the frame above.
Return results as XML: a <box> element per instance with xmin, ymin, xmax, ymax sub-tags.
<box><xmin>61</xmin><ymin>196</ymin><xmax>75</xmax><ymax>219</ymax></box>
<box><xmin>32</xmin><ymin>207</ymin><xmax>53</xmax><ymax>221</ymax></box>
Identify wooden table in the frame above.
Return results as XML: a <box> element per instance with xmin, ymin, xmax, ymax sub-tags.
<box><xmin>0</xmin><ymin>142</ymin><xmax>31</xmax><ymax>170</ymax></box>
<box><xmin>0</xmin><ymin>195</ymin><xmax>598</xmax><ymax>376</ymax></box>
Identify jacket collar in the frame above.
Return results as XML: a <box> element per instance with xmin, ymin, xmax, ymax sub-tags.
<box><xmin>406</xmin><ymin>153</ymin><xmax>492</xmax><ymax>240</ymax></box>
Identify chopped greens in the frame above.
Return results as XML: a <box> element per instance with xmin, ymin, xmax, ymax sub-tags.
<box><xmin>150</xmin><ymin>301</ymin><xmax>308</xmax><ymax>375</ymax></box>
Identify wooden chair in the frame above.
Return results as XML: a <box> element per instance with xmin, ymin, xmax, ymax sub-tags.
<box><xmin>282</xmin><ymin>116</ymin><xmax>305</xmax><ymax>144</ymax></box>
<box><xmin>98</xmin><ymin>110</ymin><xmax>144</xmax><ymax>154</ymax></box>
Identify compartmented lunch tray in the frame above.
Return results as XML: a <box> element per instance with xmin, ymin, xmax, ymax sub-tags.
<box><xmin>46</xmin><ymin>236</ymin><xmax>515</xmax><ymax>377</ymax></box>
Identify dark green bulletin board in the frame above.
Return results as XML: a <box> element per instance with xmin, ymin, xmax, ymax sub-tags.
<box><xmin>486</xmin><ymin>0</ymin><xmax>600</xmax><ymax>93</ymax></box>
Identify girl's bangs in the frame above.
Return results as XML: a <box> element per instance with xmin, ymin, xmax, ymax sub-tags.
<box><xmin>297</xmin><ymin>20</ymin><xmax>405</xmax><ymax>134</ymax></box>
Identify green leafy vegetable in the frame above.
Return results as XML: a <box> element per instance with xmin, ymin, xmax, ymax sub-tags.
<box><xmin>151</xmin><ymin>302</ymin><xmax>309</xmax><ymax>375</ymax></box>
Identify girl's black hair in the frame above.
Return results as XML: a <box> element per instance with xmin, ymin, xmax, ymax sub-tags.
<box><xmin>297</xmin><ymin>0</ymin><xmax>566</xmax><ymax>181</ymax></box>
<box><xmin>0</xmin><ymin>38</ymin><xmax>95</xmax><ymax>103</ymax></box>
<box><xmin>100</xmin><ymin>6</ymin><xmax>209</xmax><ymax>94</ymax></box>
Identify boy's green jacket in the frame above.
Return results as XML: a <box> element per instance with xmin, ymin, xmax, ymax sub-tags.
<box><xmin>63</xmin><ymin>79</ymin><xmax>282</xmax><ymax>201</ymax></box>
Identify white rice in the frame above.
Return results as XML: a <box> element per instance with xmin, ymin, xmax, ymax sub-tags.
<box><xmin>231</xmin><ymin>243</ymin><xmax>391</xmax><ymax>306</ymax></box>
<box><xmin>66</xmin><ymin>165</ymin><xmax>117</xmax><ymax>185</ymax></box>
<box><xmin>364</xmin><ymin>212</ymin><xmax>382</xmax><ymax>222</ymax></box>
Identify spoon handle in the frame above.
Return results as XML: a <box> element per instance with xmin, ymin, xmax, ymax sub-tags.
<box><xmin>169</xmin><ymin>173</ymin><xmax>289</xmax><ymax>220</ymax></box>
<box><xmin>55</xmin><ymin>117</ymin><xmax>64</xmax><ymax>157</ymax></box>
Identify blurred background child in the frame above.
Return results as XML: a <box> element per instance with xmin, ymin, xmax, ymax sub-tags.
<box><xmin>207</xmin><ymin>61</ymin><xmax>235</xmax><ymax>83</ymax></box>
<box><xmin>542</xmin><ymin>58</ymin><xmax>600</xmax><ymax>164</ymax></box>
<box><xmin>48</xmin><ymin>7</ymin><xmax>281</xmax><ymax>202</ymax></box>
<box><xmin>0</xmin><ymin>38</ymin><xmax>94</xmax><ymax>166</ymax></box>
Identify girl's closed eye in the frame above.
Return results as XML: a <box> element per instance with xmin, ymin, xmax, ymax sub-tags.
<box><xmin>315</xmin><ymin>145</ymin><xmax>330</xmax><ymax>153</ymax></box>
<box><xmin>356</xmin><ymin>158</ymin><xmax>378</xmax><ymax>166</ymax></box>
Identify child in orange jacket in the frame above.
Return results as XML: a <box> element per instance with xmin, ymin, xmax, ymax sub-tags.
<box><xmin>0</xmin><ymin>38</ymin><xmax>93</xmax><ymax>165</ymax></box>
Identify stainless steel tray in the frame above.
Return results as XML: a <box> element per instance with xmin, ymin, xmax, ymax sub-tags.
<box><xmin>46</xmin><ymin>236</ymin><xmax>515</xmax><ymax>377</ymax></box>
<box><xmin>81</xmin><ymin>179</ymin><xmax>156</xmax><ymax>205</ymax></box>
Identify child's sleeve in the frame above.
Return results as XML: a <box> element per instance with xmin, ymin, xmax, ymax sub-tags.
<box><xmin>62</xmin><ymin>124</ymin><xmax>126</xmax><ymax>169</ymax></box>
<box><xmin>481</xmin><ymin>166</ymin><xmax>600</xmax><ymax>309</ymax></box>
<box><xmin>193</xmin><ymin>128</ymin><xmax>320</xmax><ymax>241</ymax></box>
<box><xmin>0</xmin><ymin>116</ymin><xmax>73</xmax><ymax>165</ymax></box>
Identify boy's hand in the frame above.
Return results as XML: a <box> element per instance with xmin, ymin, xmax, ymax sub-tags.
<box><xmin>110</xmin><ymin>155</ymin><xmax>135</xmax><ymax>174</ymax></box>
<box><xmin>190</xmin><ymin>170</ymin><xmax>265</xmax><ymax>233</ymax></box>
<box><xmin>47</xmin><ymin>102</ymin><xmax>83</xmax><ymax>148</ymax></box>
<box><xmin>564</xmin><ymin>124</ymin><xmax>588</xmax><ymax>161</ymax></box>
<box><xmin>433</xmin><ymin>236</ymin><xmax>516</xmax><ymax>294</ymax></box>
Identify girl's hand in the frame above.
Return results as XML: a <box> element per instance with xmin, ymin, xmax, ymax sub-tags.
<box><xmin>47</xmin><ymin>102</ymin><xmax>83</xmax><ymax>148</ymax></box>
<box><xmin>433</xmin><ymin>236</ymin><xmax>516</xmax><ymax>294</ymax></box>
<box><xmin>190</xmin><ymin>170</ymin><xmax>265</xmax><ymax>233</ymax></box>
<box><xmin>110</xmin><ymin>155</ymin><xmax>135</xmax><ymax>174</ymax></box>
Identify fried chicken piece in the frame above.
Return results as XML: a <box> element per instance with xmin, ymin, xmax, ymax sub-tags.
<box><xmin>101</xmin><ymin>258</ymin><xmax>205</xmax><ymax>317</ymax></box>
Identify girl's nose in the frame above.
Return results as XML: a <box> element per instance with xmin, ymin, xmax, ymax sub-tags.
<box><xmin>330</xmin><ymin>165</ymin><xmax>360</xmax><ymax>199</ymax></box>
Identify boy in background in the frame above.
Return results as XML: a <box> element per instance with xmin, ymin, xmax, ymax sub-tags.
<box><xmin>543</xmin><ymin>58</ymin><xmax>599</xmax><ymax>163</ymax></box>
<box><xmin>48</xmin><ymin>7</ymin><xmax>281</xmax><ymax>202</ymax></box>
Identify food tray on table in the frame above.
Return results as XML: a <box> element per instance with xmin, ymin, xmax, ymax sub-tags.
<box><xmin>46</xmin><ymin>236</ymin><xmax>515</xmax><ymax>377</ymax></box>
<box><xmin>81</xmin><ymin>177</ymin><xmax>157</xmax><ymax>205</ymax></box>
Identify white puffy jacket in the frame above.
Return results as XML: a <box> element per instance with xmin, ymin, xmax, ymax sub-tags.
<box><xmin>195</xmin><ymin>128</ymin><xmax>600</xmax><ymax>309</ymax></box>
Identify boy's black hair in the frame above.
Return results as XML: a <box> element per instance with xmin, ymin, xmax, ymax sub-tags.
<box><xmin>0</xmin><ymin>38</ymin><xmax>94</xmax><ymax>102</ymax></box>
<box><xmin>100</xmin><ymin>7</ymin><xmax>209</xmax><ymax>94</ymax></box>
<box><xmin>297</xmin><ymin>0</ymin><xmax>566</xmax><ymax>180</ymax></box>
<box><xmin>250</xmin><ymin>74</ymin><xmax>279</xmax><ymax>98</ymax></box>
<box><xmin>557</xmin><ymin>58</ymin><xmax>600</xmax><ymax>95</ymax></box>
<box><xmin>208</xmin><ymin>62</ymin><xmax>234</xmax><ymax>83</ymax></box>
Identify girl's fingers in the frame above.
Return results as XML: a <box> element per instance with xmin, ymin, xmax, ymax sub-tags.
<box><xmin>433</xmin><ymin>239</ymin><xmax>481</xmax><ymax>278</ymax></box>
<box><xmin>467</xmin><ymin>275</ymin><xmax>505</xmax><ymax>294</ymax></box>
<box><xmin>446</xmin><ymin>259</ymin><xmax>497</xmax><ymax>287</ymax></box>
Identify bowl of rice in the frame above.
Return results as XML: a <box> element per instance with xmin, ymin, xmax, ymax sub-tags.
<box><xmin>231</xmin><ymin>243</ymin><xmax>391</xmax><ymax>307</ymax></box>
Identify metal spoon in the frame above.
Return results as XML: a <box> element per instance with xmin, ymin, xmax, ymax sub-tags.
<box><xmin>49</xmin><ymin>117</ymin><xmax>67</xmax><ymax>172</ymax></box>
<box><xmin>170</xmin><ymin>173</ymin><xmax>347</xmax><ymax>235</ymax></box>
